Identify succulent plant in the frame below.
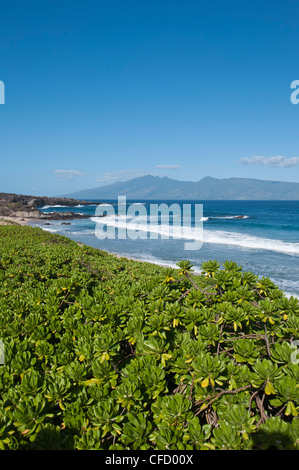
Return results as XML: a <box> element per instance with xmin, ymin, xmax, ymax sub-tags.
<box><xmin>0</xmin><ymin>225</ymin><xmax>299</xmax><ymax>450</ymax></box>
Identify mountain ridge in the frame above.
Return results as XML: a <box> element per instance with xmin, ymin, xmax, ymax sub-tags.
<box><xmin>62</xmin><ymin>175</ymin><xmax>299</xmax><ymax>200</ymax></box>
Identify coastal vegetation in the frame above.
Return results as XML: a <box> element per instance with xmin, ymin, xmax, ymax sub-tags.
<box><xmin>0</xmin><ymin>225</ymin><xmax>299</xmax><ymax>450</ymax></box>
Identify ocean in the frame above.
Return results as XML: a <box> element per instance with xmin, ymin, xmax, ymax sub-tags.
<box><xmin>30</xmin><ymin>200</ymin><xmax>299</xmax><ymax>299</ymax></box>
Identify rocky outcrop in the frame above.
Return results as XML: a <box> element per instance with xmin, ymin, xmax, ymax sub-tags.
<box><xmin>0</xmin><ymin>192</ymin><xmax>98</xmax><ymax>220</ymax></box>
<box><xmin>0</xmin><ymin>192</ymin><xmax>96</xmax><ymax>208</ymax></box>
<box><xmin>40</xmin><ymin>211</ymin><xmax>90</xmax><ymax>220</ymax></box>
<box><xmin>14</xmin><ymin>210</ymin><xmax>44</xmax><ymax>219</ymax></box>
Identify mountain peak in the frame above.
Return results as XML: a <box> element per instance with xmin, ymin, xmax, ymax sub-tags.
<box><xmin>63</xmin><ymin>175</ymin><xmax>299</xmax><ymax>200</ymax></box>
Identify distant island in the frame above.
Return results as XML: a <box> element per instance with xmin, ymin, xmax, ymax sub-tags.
<box><xmin>63</xmin><ymin>175</ymin><xmax>299</xmax><ymax>200</ymax></box>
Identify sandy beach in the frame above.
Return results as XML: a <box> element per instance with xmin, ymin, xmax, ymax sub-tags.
<box><xmin>0</xmin><ymin>216</ymin><xmax>38</xmax><ymax>226</ymax></box>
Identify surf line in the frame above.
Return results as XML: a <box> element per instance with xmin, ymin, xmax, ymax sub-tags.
<box><xmin>93</xmin><ymin>195</ymin><xmax>204</xmax><ymax>251</ymax></box>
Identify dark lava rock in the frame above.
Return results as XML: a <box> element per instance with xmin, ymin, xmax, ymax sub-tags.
<box><xmin>0</xmin><ymin>192</ymin><xmax>100</xmax><ymax>220</ymax></box>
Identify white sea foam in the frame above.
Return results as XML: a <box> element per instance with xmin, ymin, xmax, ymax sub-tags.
<box><xmin>40</xmin><ymin>205</ymin><xmax>66</xmax><ymax>209</ymax></box>
<box><xmin>283</xmin><ymin>291</ymin><xmax>299</xmax><ymax>300</ymax></box>
<box><xmin>90</xmin><ymin>215</ymin><xmax>299</xmax><ymax>256</ymax></box>
<box><xmin>210</xmin><ymin>215</ymin><xmax>249</xmax><ymax>220</ymax></box>
<box><xmin>203</xmin><ymin>230</ymin><xmax>299</xmax><ymax>256</ymax></box>
<box><xmin>41</xmin><ymin>227</ymin><xmax>60</xmax><ymax>233</ymax></box>
<box><xmin>90</xmin><ymin>215</ymin><xmax>203</xmax><ymax>242</ymax></box>
<box><xmin>270</xmin><ymin>278</ymin><xmax>299</xmax><ymax>299</ymax></box>
<box><xmin>68</xmin><ymin>230</ymin><xmax>95</xmax><ymax>236</ymax></box>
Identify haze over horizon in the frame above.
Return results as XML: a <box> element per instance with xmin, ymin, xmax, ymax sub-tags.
<box><xmin>1</xmin><ymin>0</ymin><xmax>299</xmax><ymax>197</ymax></box>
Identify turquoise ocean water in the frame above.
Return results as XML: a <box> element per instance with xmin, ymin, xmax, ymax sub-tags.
<box><xmin>31</xmin><ymin>200</ymin><xmax>299</xmax><ymax>298</ymax></box>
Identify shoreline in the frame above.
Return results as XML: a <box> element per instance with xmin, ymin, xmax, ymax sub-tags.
<box><xmin>109</xmin><ymin>251</ymin><xmax>183</xmax><ymax>271</ymax></box>
<box><xmin>0</xmin><ymin>216</ymin><xmax>40</xmax><ymax>226</ymax></box>
<box><xmin>1</xmin><ymin>215</ymin><xmax>298</xmax><ymax>299</ymax></box>
<box><xmin>27</xmin><ymin>217</ymin><xmax>188</xmax><ymax>273</ymax></box>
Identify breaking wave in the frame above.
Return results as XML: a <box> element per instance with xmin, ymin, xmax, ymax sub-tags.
<box><xmin>90</xmin><ymin>215</ymin><xmax>299</xmax><ymax>256</ymax></box>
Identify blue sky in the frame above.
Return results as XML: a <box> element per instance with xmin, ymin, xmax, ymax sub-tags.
<box><xmin>0</xmin><ymin>0</ymin><xmax>299</xmax><ymax>196</ymax></box>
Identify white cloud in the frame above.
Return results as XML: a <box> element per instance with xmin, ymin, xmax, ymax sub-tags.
<box><xmin>155</xmin><ymin>164</ymin><xmax>181</xmax><ymax>170</ymax></box>
<box><xmin>239</xmin><ymin>156</ymin><xmax>299</xmax><ymax>168</ymax></box>
<box><xmin>54</xmin><ymin>169</ymin><xmax>86</xmax><ymax>181</ymax></box>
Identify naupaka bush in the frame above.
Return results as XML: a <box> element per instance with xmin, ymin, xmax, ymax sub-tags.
<box><xmin>0</xmin><ymin>225</ymin><xmax>299</xmax><ymax>450</ymax></box>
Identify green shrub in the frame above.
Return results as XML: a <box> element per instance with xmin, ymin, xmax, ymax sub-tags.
<box><xmin>0</xmin><ymin>225</ymin><xmax>299</xmax><ymax>450</ymax></box>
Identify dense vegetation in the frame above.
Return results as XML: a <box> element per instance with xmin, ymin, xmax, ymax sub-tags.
<box><xmin>0</xmin><ymin>225</ymin><xmax>299</xmax><ymax>450</ymax></box>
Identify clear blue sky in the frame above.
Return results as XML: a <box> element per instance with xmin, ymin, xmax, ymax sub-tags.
<box><xmin>1</xmin><ymin>0</ymin><xmax>299</xmax><ymax>196</ymax></box>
